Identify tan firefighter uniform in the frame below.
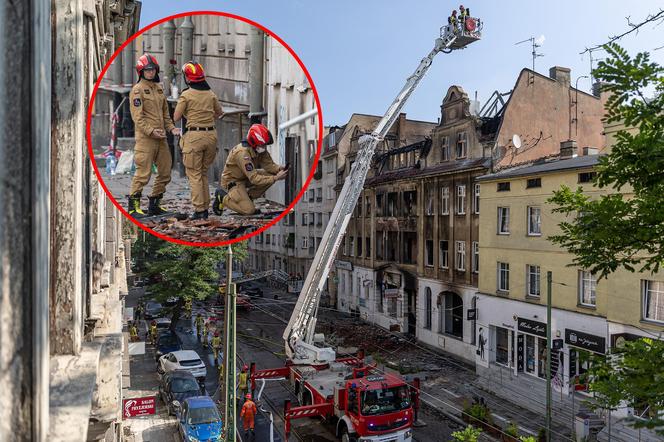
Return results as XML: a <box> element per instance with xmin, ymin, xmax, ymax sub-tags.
<box><xmin>174</xmin><ymin>88</ymin><xmax>223</xmax><ymax>212</ymax></box>
<box><xmin>220</xmin><ymin>144</ymin><xmax>281</xmax><ymax>215</ymax></box>
<box><xmin>129</xmin><ymin>78</ymin><xmax>175</xmax><ymax>197</ymax></box>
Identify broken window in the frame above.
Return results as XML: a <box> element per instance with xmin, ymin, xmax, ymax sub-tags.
<box><xmin>439</xmin><ymin>240</ymin><xmax>449</xmax><ymax>268</ymax></box>
<box><xmin>456</xmin><ymin>132</ymin><xmax>467</xmax><ymax>158</ymax></box>
<box><xmin>441</xmin><ymin>136</ymin><xmax>450</xmax><ymax>161</ymax></box>
<box><xmin>376</xmin><ymin>193</ymin><xmax>384</xmax><ymax>216</ymax></box>
<box><xmin>387</xmin><ymin>232</ymin><xmax>398</xmax><ymax>261</ymax></box>
<box><xmin>357</xmin><ymin>236</ymin><xmax>363</xmax><ymax>257</ymax></box>
<box><xmin>441</xmin><ymin>186</ymin><xmax>449</xmax><ymax>215</ymax></box>
<box><xmin>402</xmin><ymin>232</ymin><xmax>417</xmax><ymax>264</ymax></box>
<box><xmin>426</xmin><ymin>240</ymin><xmax>434</xmax><ymax>267</ymax></box>
<box><xmin>365</xmin><ymin>195</ymin><xmax>371</xmax><ymax>216</ymax></box>
<box><xmin>376</xmin><ymin>231</ymin><xmax>384</xmax><ymax>260</ymax></box>
<box><xmin>349</xmin><ymin>237</ymin><xmax>355</xmax><ymax>257</ymax></box>
<box><xmin>302</xmin><ymin>213</ymin><xmax>307</xmax><ymax>226</ymax></box>
<box><xmin>426</xmin><ymin>186</ymin><xmax>435</xmax><ymax>216</ymax></box>
<box><xmin>366</xmin><ymin>237</ymin><xmax>371</xmax><ymax>259</ymax></box>
<box><xmin>387</xmin><ymin>192</ymin><xmax>398</xmax><ymax>217</ymax></box>
<box><xmin>403</xmin><ymin>191</ymin><xmax>417</xmax><ymax>216</ymax></box>
<box><xmin>456</xmin><ymin>185</ymin><xmax>466</xmax><ymax>215</ymax></box>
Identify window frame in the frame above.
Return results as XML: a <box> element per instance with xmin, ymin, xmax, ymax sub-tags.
<box><xmin>472</xmin><ymin>241</ymin><xmax>479</xmax><ymax>273</ymax></box>
<box><xmin>425</xmin><ymin>288</ymin><xmax>433</xmax><ymax>330</ymax></box>
<box><xmin>527</xmin><ymin>206</ymin><xmax>542</xmax><ymax>236</ymax></box>
<box><xmin>441</xmin><ymin>136</ymin><xmax>450</xmax><ymax>161</ymax></box>
<box><xmin>439</xmin><ymin>240</ymin><xmax>449</xmax><ymax>269</ymax></box>
<box><xmin>526</xmin><ymin>264</ymin><xmax>541</xmax><ymax>298</ymax></box>
<box><xmin>425</xmin><ymin>240</ymin><xmax>434</xmax><ymax>267</ymax></box>
<box><xmin>455</xmin><ymin>241</ymin><xmax>466</xmax><ymax>272</ymax></box>
<box><xmin>578</xmin><ymin>270</ymin><xmax>597</xmax><ymax>307</ymax></box>
<box><xmin>473</xmin><ymin>183</ymin><xmax>480</xmax><ymax>214</ymax></box>
<box><xmin>456</xmin><ymin>131</ymin><xmax>467</xmax><ymax>159</ymax></box>
<box><xmin>440</xmin><ymin>186</ymin><xmax>450</xmax><ymax>215</ymax></box>
<box><xmin>456</xmin><ymin>184</ymin><xmax>466</xmax><ymax>215</ymax></box>
<box><xmin>642</xmin><ymin>280</ymin><xmax>664</xmax><ymax>323</ymax></box>
<box><xmin>497</xmin><ymin>262</ymin><xmax>510</xmax><ymax>292</ymax></box>
<box><xmin>497</xmin><ymin>207</ymin><xmax>510</xmax><ymax>235</ymax></box>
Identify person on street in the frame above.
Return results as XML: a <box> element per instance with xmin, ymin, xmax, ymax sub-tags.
<box><xmin>195</xmin><ymin>313</ymin><xmax>204</xmax><ymax>339</ymax></box>
<box><xmin>173</xmin><ymin>61</ymin><xmax>224</xmax><ymax>220</ymax></box>
<box><xmin>129</xmin><ymin>322</ymin><xmax>139</xmax><ymax>342</ymax></box>
<box><xmin>212</xmin><ymin>331</ymin><xmax>222</xmax><ymax>366</ymax></box>
<box><xmin>240</xmin><ymin>393</ymin><xmax>258</xmax><ymax>440</ymax></box>
<box><xmin>202</xmin><ymin>320</ymin><xmax>209</xmax><ymax>348</ymax></box>
<box><xmin>127</xmin><ymin>54</ymin><xmax>181</xmax><ymax>216</ymax></box>
<box><xmin>238</xmin><ymin>365</ymin><xmax>249</xmax><ymax>401</ymax></box>
<box><xmin>184</xmin><ymin>298</ymin><xmax>192</xmax><ymax>318</ymax></box>
<box><xmin>213</xmin><ymin>124</ymin><xmax>288</xmax><ymax>216</ymax></box>
<box><xmin>149</xmin><ymin>320</ymin><xmax>158</xmax><ymax>345</ymax></box>
<box><xmin>135</xmin><ymin>302</ymin><xmax>144</xmax><ymax>320</ymax></box>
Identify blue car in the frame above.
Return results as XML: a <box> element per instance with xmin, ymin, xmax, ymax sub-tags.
<box><xmin>155</xmin><ymin>331</ymin><xmax>182</xmax><ymax>362</ymax></box>
<box><xmin>174</xmin><ymin>396</ymin><xmax>224</xmax><ymax>442</ymax></box>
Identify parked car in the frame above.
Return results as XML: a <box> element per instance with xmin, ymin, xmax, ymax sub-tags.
<box><xmin>159</xmin><ymin>370</ymin><xmax>203</xmax><ymax>415</ymax></box>
<box><xmin>155</xmin><ymin>331</ymin><xmax>182</xmax><ymax>362</ymax></box>
<box><xmin>164</xmin><ymin>296</ymin><xmax>179</xmax><ymax>307</ymax></box>
<box><xmin>157</xmin><ymin>350</ymin><xmax>207</xmax><ymax>381</ymax></box>
<box><xmin>244</xmin><ymin>287</ymin><xmax>263</xmax><ymax>298</ymax></box>
<box><xmin>174</xmin><ymin>396</ymin><xmax>223</xmax><ymax>442</ymax></box>
<box><xmin>237</xmin><ymin>294</ymin><xmax>252</xmax><ymax>312</ymax></box>
<box><xmin>154</xmin><ymin>317</ymin><xmax>171</xmax><ymax>330</ymax></box>
<box><xmin>144</xmin><ymin>301</ymin><xmax>163</xmax><ymax>319</ymax></box>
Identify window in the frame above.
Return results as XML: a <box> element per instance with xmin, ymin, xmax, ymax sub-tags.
<box><xmin>425</xmin><ymin>240</ymin><xmax>434</xmax><ymax>267</ymax></box>
<box><xmin>643</xmin><ymin>280</ymin><xmax>664</xmax><ymax>323</ymax></box>
<box><xmin>456</xmin><ymin>185</ymin><xmax>466</xmax><ymax>215</ymax></box>
<box><xmin>365</xmin><ymin>237</ymin><xmax>371</xmax><ymax>259</ymax></box>
<box><xmin>578</xmin><ymin>172</ymin><xmax>597</xmax><ymax>183</ymax></box>
<box><xmin>357</xmin><ymin>236</ymin><xmax>363</xmax><ymax>257</ymax></box>
<box><xmin>308</xmin><ymin>189</ymin><xmax>315</xmax><ymax>202</ymax></box>
<box><xmin>455</xmin><ymin>241</ymin><xmax>466</xmax><ymax>271</ymax></box>
<box><xmin>497</xmin><ymin>207</ymin><xmax>510</xmax><ymax>234</ymax></box>
<box><xmin>441</xmin><ymin>136</ymin><xmax>450</xmax><ymax>161</ymax></box>
<box><xmin>426</xmin><ymin>187</ymin><xmax>435</xmax><ymax>215</ymax></box>
<box><xmin>425</xmin><ymin>288</ymin><xmax>432</xmax><ymax>330</ymax></box>
<box><xmin>498</xmin><ymin>262</ymin><xmax>510</xmax><ymax>292</ymax></box>
<box><xmin>265</xmin><ymin>233</ymin><xmax>270</xmax><ymax>245</ymax></box>
<box><xmin>473</xmin><ymin>183</ymin><xmax>480</xmax><ymax>214</ymax></box>
<box><xmin>526</xmin><ymin>265</ymin><xmax>540</xmax><ymax>297</ymax></box>
<box><xmin>495</xmin><ymin>327</ymin><xmax>510</xmax><ymax>366</ymax></box>
<box><xmin>349</xmin><ymin>237</ymin><xmax>355</xmax><ymax>257</ymax></box>
<box><xmin>443</xmin><ymin>292</ymin><xmax>463</xmax><ymax>338</ymax></box>
<box><xmin>472</xmin><ymin>242</ymin><xmax>479</xmax><ymax>273</ymax></box>
<box><xmin>301</xmin><ymin>213</ymin><xmax>307</xmax><ymax>226</ymax></box>
<box><xmin>497</xmin><ymin>182</ymin><xmax>511</xmax><ymax>192</ymax></box>
<box><xmin>528</xmin><ymin>206</ymin><xmax>542</xmax><ymax>236</ymax></box>
<box><xmin>439</xmin><ymin>241</ymin><xmax>449</xmax><ymax>268</ymax></box>
<box><xmin>309</xmin><ymin>213</ymin><xmax>314</xmax><ymax>226</ymax></box>
<box><xmin>301</xmin><ymin>236</ymin><xmax>308</xmax><ymax>249</ymax></box>
<box><xmin>578</xmin><ymin>270</ymin><xmax>597</xmax><ymax>306</ymax></box>
<box><xmin>327</xmin><ymin>186</ymin><xmax>335</xmax><ymax>200</ymax></box>
<box><xmin>526</xmin><ymin>178</ymin><xmax>542</xmax><ymax>188</ymax></box>
<box><xmin>316</xmin><ymin>187</ymin><xmax>322</xmax><ymax>202</ymax></box>
<box><xmin>440</xmin><ymin>186</ymin><xmax>449</xmax><ymax>215</ymax></box>
<box><xmin>365</xmin><ymin>196</ymin><xmax>371</xmax><ymax>216</ymax></box>
<box><xmin>456</xmin><ymin>132</ymin><xmax>467</xmax><ymax>158</ymax></box>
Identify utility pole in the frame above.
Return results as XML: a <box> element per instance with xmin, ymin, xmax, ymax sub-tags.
<box><xmin>223</xmin><ymin>245</ymin><xmax>237</xmax><ymax>441</ymax></box>
<box><xmin>546</xmin><ymin>271</ymin><xmax>552</xmax><ymax>442</ymax></box>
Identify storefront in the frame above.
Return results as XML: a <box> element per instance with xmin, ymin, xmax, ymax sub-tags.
<box><xmin>516</xmin><ymin>317</ymin><xmax>549</xmax><ymax>379</ymax></box>
<box><xmin>565</xmin><ymin>328</ymin><xmax>605</xmax><ymax>392</ymax></box>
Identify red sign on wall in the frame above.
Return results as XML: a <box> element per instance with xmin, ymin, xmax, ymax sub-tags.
<box><xmin>123</xmin><ymin>396</ymin><xmax>156</xmax><ymax>419</ymax></box>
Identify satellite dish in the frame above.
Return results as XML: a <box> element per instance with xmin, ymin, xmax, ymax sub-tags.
<box><xmin>512</xmin><ymin>134</ymin><xmax>522</xmax><ymax>149</ymax></box>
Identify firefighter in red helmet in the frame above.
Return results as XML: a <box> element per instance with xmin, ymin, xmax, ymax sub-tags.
<box><xmin>213</xmin><ymin>123</ymin><xmax>288</xmax><ymax>216</ymax></box>
<box><xmin>173</xmin><ymin>61</ymin><xmax>223</xmax><ymax>219</ymax></box>
<box><xmin>128</xmin><ymin>54</ymin><xmax>180</xmax><ymax>216</ymax></box>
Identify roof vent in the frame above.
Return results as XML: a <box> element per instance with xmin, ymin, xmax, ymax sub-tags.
<box><xmin>560</xmin><ymin>140</ymin><xmax>577</xmax><ymax>159</ymax></box>
<box><xmin>583</xmin><ymin>146</ymin><xmax>599</xmax><ymax>156</ymax></box>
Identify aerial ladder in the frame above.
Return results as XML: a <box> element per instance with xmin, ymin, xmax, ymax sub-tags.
<box><xmin>283</xmin><ymin>18</ymin><xmax>483</xmax><ymax>365</ymax></box>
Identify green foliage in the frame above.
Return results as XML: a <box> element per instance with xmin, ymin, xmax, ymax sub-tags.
<box><xmin>452</xmin><ymin>425</ymin><xmax>482</xmax><ymax>442</ymax></box>
<box><xmin>463</xmin><ymin>401</ymin><xmax>493</xmax><ymax>425</ymax></box>
<box><xmin>547</xmin><ymin>43</ymin><xmax>664</xmax><ymax>279</ymax></box>
<box><xmin>505</xmin><ymin>422</ymin><xmax>519</xmax><ymax>437</ymax></box>
<box><xmin>584</xmin><ymin>338</ymin><xmax>664</xmax><ymax>435</ymax></box>
<box><xmin>518</xmin><ymin>437</ymin><xmax>536</xmax><ymax>442</ymax></box>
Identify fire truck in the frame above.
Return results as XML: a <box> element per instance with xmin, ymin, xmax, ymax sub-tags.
<box><xmin>250</xmin><ymin>17</ymin><xmax>482</xmax><ymax>442</ymax></box>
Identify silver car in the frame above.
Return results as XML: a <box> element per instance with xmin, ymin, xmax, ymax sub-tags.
<box><xmin>157</xmin><ymin>350</ymin><xmax>207</xmax><ymax>381</ymax></box>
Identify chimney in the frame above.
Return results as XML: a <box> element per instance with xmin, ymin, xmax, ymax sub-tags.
<box><xmin>549</xmin><ymin>66</ymin><xmax>571</xmax><ymax>88</ymax></box>
<box><xmin>592</xmin><ymin>82</ymin><xmax>608</xmax><ymax>98</ymax></box>
<box><xmin>560</xmin><ymin>140</ymin><xmax>577</xmax><ymax>159</ymax></box>
<box><xmin>582</xmin><ymin>146</ymin><xmax>599</xmax><ymax>156</ymax></box>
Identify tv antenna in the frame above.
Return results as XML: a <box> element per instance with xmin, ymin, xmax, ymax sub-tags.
<box><xmin>516</xmin><ymin>35</ymin><xmax>545</xmax><ymax>72</ymax></box>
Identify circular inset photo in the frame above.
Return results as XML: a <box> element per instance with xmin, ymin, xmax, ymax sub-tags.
<box><xmin>88</xmin><ymin>12</ymin><xmax>322</xmax><ymax>246</ymax></box>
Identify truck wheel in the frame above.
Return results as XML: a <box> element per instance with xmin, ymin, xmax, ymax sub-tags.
<box><xmin>340</xmin><ymin>427</ymin><xmax>357</xmax><ymax>442</ymax></box>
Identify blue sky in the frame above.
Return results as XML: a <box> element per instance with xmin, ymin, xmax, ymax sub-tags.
<box><xmin>139</xmin><ymin>1</ymin><xmax>664</xmax><ymax>126</ymax></box>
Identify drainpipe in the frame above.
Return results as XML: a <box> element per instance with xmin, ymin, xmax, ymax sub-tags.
<box><xmin>32</xmin><ymin>0</ymin><xmax>51</xmax><ymax>439</ymax></box>
<box><xmin>278</xmin><ymin>108</ymin><xmax>318</xmax><ymax>187</ymax></box>
<box><xmin>179</xmin><ymin>16</ymin><xmax>194</xmax><ymax>92</ymax></box>
<box><xmin>121</xmin><ymin>40</ymin><xmax>134</xmax><ymax>136</ymax></box>
<box><xmin>249</xmin><ymin>28</ymin><xmax>265</xmax><ymax>116</ymax></box>
<box><xmin>162</xmin><ymin>20</ymin><xmax>176</xmax><ymax>97</ymax></box>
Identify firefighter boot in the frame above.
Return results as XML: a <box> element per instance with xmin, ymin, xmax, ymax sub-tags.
<box><xmin>212</xmin><ymin>188</ymin><xmax>227</xmax><ymax>216</ymax></box>
<box><xmin>128</xmin><ymin>194</ymin><xmax>146</xmax><ymax>216</ymax></box>
<box><xmin>190</xmin><ymin>209</ymin><xmax>209</xmax><ymax>220</ymax></box>
<box><xmin>148</xmin><ymin>194</ymin><xmax>168</xmax><ymax>216</ymax></box>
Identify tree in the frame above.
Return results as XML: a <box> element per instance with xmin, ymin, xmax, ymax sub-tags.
<box><xmin>133</xmin><ymin>234</ymin><xmax>248</xmax><ymax>327</ymax></box>
<box><xmin>548</xmin><ymin>43</ymin><xmax>664</xmax><ymax>279</ymax></box>
<box><xmin>584</xmin><ymin>339</ymin><xmax>664</xmax><ymax>435</ymax></box>
<box><xmin>451</xmin><ymin>425</ymin><xmax>482</xmax><ymax>442</ymax></box>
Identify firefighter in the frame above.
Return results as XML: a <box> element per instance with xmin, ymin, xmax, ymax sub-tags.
<box><xmin>212</xmin><ymin>124</ymin><xmax>288</xmax><ymax>216</ymax></box>
<box><xmin>238</xmin><ymin>365</ymin><xmax>249</xmax><ymax>401</ymax></box>
<box><xmin>149</xmin><ymin>320</ymin><xmax>158</xmax><ymax>345</ymax></box>
<box><xmin>459</xmin><ymin>4</ymin><xmax>470</xmax><ymax>18</ymax></box>
<box><xmin>128</xmin><ymin>54</ymin><xmax>181</xmax><ymax>216</ymax></box>
<box><xmin>184</xmin><ymin>298</ymin><xmax>192</xmax><ymax>318</ymax></box>
<box><xmin>129</xmin><ymin>321</ymin><xmax>139</xmax><ymax>342</ymax></box>
<box><xmin>202</xmin><ymin>320</ymin><xmax>209</xmax><ymax>348</ymax></box>
<box><xmin>448</xmin><ymin>9</ymin><xmax>458</xmax><ymax>26</ymax></box>
<box><xmin>135</xmin><ymin>302</ymin><xmax>144</xmax><ymax>320</ymax></box>
<box><xmin>173</xmin><ymin>61</ymin><xmax>224</xmax><ymax>220</ymax></box>
<box><xmin>240</xmin><ymin>393</ymin><xmax>257</xmax><ymax>440</ymax></box>
<box><xmin>211</xmin><ymin>331</ymin><xmax>222</xmax><ymax>365</ymax></box>
<box><xmin>195</xmin><ymin>312</ymin><xmax>204</xmax><ymax>339</ymax></box>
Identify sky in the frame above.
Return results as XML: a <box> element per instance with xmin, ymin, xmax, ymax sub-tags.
<box><xmin>139</xmin><ymin>0</ymin><xmax>664</xmax><ymax>126</ymax></box>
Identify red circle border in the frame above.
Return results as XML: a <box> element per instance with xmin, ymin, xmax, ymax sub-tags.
<box><xmin>86</xmin><ymin>10</ymin><xmax>324</xmax><ymax>247</ymax></box>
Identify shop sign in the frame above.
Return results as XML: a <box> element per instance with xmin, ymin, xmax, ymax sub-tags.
<box><xmin>516</xmin><ymin>334</ymin><xmax>525</xmax><ymax>372</ymax></box>
<box><xmin>335</xmin><ymin>260</ymin><xmax>353</xmax><ymax>271</ymax></box>
<box><xmin>565</xmin><ymin>329</ymin><xmax>605</xmax><ymax>354</ymax></box>
<box><xmin>466</xmin><ymin>309</ymin><xmax>477</xmax><ymax>321</ymax></box>
<box><xmin>610</xmin><ymin>333</ymin><xmax>641</xmax><ymax>349</ymax></box>
<box><xmin>552</xmin><ymin>338</ymin><xmax>564</xmax><ymax>350</ymax></box>
<box><xmin>123</xmin><ymin>396</ymin><xmax>156</xmax><ymax>419</ymax></box>
<box><xmin>517</xmin><ymin>317</ymin><xmax>547</xmax><ymax>338</ymax></box>
<box><xmin>384</xmin><ymin>288</ymin><xmax>399</xmax><ymax>298</ymax></box>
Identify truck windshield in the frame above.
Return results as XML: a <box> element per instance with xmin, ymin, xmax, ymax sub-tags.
<box><xmin>361</xmin><ymin>385</ymin><xmax>411</xmax><ymax>416</ymax></box>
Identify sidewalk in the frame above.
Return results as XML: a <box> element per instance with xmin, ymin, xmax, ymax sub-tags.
<box><xmin>99</xmin><ymin>165</ymin><xmax>283</xmax><ymax>243</ymax></box>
